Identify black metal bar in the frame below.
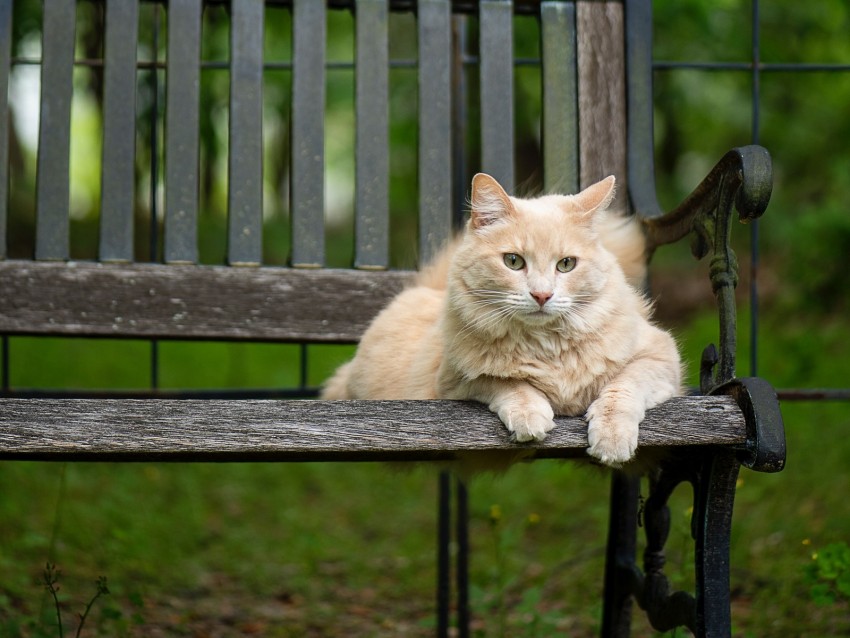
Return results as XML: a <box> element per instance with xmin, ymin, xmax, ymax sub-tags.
<box><xmin>540</xmin><ymin>0</ymin><xmax>578</xmax><ymax>194</ymax></box>
<box><xmin>777</xmin><ymin>388</ymin><xmax>850</xmax><ymax>402</ymax></box>
<box><xmin>0</xmin><ymin>0</ymin><xmax>10</xmax><ymax>259</ymax></box>
<box><xmin>35</xmin><ymin>0</ymin><xmax>76</xmax><ymax>261</ymax></box>
<box><xmin>479</xmin><ymin>0</ymin><xmax>515</xmax><ymax>191</ymax></box>
<box><xmin>198</xmin><ymin>0</ymin><xmax>562</xmax><ymax>15</ymax></box>
<box><xmin>654</xmin><ymin>60</ymin><xmax>850</xmax><ymax>72</ymax></box>
<box><xmin>601</xmin><ymin>471</ymin><xmax>639</xmax><ymax>637</ymax></box>
<box><xmin>418</xmin><ymin>0</ymin><xmax>453</xmax><ymax>263</ymax></box>
<box><xmin>354</xmin><ymin>0</ymin><xmax>390</xmax><ymax>269</ymax></box>
<box><xmin>749</xmin><ymin>0</ymin><xmax>761</xmax><ymax>378</ymax></box>
<box><xmin>228</xmin><ymin>0</ymin><xmax>265</xmax><ymax>266</ymax></box>
<box><xmin>455</xmin><ymin>476</ymin><xmax>470</xmax><ymax>638</ymax></box>
<box><xmin>693</xmin><ymin>452</ymin><xmax>740</xmax><ymax>637</ymax></box>
<box><xmin>100</xmin><ymin>0</ymin><xmax>140</xmax><ymax>262</ymax></box>
<box><xmin>10</xmin><ymin>55</ymin><xmax>549</xmax><ymax>72</ymax></box>
<box><xmin>290</xmin><ymin>0</ymin><xmax>326</xmax><ymax>267</ymax></box>
<box><xmin>0</xmin><ymin>387</ymin><xmax>321</xmax><ymax>400</ymax></box>
<box><xmin>437</xmin><ymin>471</ymin><xmax>452</xmax><ymax>638</ymax></box>
<box><xmin>164</xmin><ymin>0</ymin><xmax>202</xmax><ymax>264</ymax></box>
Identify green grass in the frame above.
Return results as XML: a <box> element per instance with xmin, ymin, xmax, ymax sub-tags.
<box><xmin>1</xmin><ymin>306</ymin><xmax>850</xmax><ymax>636</ymax></box>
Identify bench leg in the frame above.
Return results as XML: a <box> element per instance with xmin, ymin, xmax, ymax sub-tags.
<box><xmin>639</xmin><ymin>451</ymin><xmax>739</xmax><ymax>638</ymax></box>
<box><xmin>437</xmin><ymin>471</ymin><xmax>452</xmax><ymax>637</ymax></box>
<box><xmin>693</xmin><ymin>450</ymin><xmax>739</xmax><ymax>638</ymax></box>
<box><xmin>437</xmin><ymin>472</ymin><xmax>470</xmax><ymax>638</ymax></box>
<box><xmin>601</xmin><ymin>470</ymin><xmax>640</xmax><ymax>637</ymax></box>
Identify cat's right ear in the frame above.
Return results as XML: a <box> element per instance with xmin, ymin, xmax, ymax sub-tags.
<box><xmin>470</xmin><ymin>173</ymin><xmax>514</xmax><ymax>230</ymax></box>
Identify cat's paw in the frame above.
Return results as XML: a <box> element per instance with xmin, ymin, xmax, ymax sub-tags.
<box><xmin>585</xmin><ymin>401</ymin><xmax>640</xmax><ymax>467</ymax></box>
<box><xmin>498</xmin><ymin>402</ymin><xmax>556</xmax><ymax>442</ymax></box>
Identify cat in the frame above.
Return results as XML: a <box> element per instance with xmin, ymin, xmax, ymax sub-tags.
<box><xmin>322</xmin><ymin>173</ymin><xmax>682</xmax><ymax>467</ymax></box>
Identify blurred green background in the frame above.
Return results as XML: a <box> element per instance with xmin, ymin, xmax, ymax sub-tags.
<box><xmin>2</xmin><ymin>0</ymin><xmax>850</xmax><ymax>636</ymax></box>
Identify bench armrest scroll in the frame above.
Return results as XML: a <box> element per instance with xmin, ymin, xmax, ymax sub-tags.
<box><xmin>640</xmin><ymin>145</ymin><xmax>773</xmax><ymax>388</ymax></box>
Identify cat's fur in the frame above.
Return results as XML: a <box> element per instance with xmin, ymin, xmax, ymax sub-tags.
<box><xmin>322</xmin><ymin>174</ymin><xmax>682</xmax><ymax>467</ymax></box>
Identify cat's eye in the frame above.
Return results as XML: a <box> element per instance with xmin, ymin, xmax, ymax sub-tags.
<box><xmin>503</xmin><ymin>253</ymin><xmax>525</xmax><ymax>270</ymax></box>
<box><xmin>557</xmin><ymin>257</ymin><xmax>577</xmax><ymax>273</ymax></box>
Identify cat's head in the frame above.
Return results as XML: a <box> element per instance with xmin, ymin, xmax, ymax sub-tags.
<box><xmin>449</xmin><ymin>173</ymin><xmax>624</xmax><ymax>333</ymax></box>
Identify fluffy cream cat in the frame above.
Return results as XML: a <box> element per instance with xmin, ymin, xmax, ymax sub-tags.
<box><xmin>322</xmin><ymin>174</ymin><xmax>681</xmax><ymax>467</ymax></box>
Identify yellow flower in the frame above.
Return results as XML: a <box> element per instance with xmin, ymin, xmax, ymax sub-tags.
<box><xmin>489</xmin><ymin>504</ymin><xmax>502</xmax><ymax>523</ymax></box>
<box><xmin>527</xmin><ymin>513</ymin><xmax>541</xmax><ymax>525</ymax></box>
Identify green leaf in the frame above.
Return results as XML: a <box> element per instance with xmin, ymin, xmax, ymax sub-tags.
<box><xmin>810</xmin><ymin>583</ymin><xmax>837</xmax><ymax>606</ymax></box>
<box><xmin>836</xmin><ymin>570</ymin><xmax>850</xmax><ymax>599</ymax></box>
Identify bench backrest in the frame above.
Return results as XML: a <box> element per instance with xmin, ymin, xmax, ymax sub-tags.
<box><xmin>0</xmin><ymin>0</ymin><xmax>658</xmax><ymax>346</ymax></box>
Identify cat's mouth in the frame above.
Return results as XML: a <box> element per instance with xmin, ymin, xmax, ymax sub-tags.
<box><xmin>522</xmin><ymin>307</ymin><xmax>557</xmax><ymax>324</ymax></box>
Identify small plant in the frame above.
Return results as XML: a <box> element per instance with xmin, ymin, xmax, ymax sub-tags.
<box><xmin>804</xmin><ymin>541</ymin><xmax>850</xmax><ymax>606</ymax></box>
<box><xmin>42</xmin><ymin>564</ymin><xmax>110</xmax><ymax>638</ymax></box>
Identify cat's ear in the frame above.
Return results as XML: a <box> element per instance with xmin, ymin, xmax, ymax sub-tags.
<box><xmin>574</xmin><ymin>176</ymin><xmax>616</xmax><ymax>215</ymax></box>
<box><xmin>469</xmin><ymin>173</ymin><xmax>514</xmax><ymax>229</ymax></box>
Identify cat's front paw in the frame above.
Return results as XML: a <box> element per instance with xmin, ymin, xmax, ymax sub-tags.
<box><xmin>498</xmin><ymin>402</ymin><xmax>556</xmax><ymax>442</ymax></box>
<box><xmin>585</xmin><ymin>400</ymin><xmax>640</xmax><ymax>467</ymax></box>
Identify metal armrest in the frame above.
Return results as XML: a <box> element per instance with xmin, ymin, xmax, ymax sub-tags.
<box><xmin>637</xmin><ymin>145</ymin><xmax>786</xmax><ymax>473</ymax></box>
<box><xmin>639</xmin><ymin>145</ymin><xmax>772</xmax><ymax>390</ymax></box>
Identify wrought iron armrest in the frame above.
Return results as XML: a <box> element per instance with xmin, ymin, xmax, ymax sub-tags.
<box><xmin>638</xmin><ymin>145</ymin><xmax>785</xmax><ymax>473</ymax></box>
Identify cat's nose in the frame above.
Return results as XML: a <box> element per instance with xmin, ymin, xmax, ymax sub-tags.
<box><xmin>530</xmin><ymin>291</ymin><xmax>552</xmax><ymax>307</ymax></box>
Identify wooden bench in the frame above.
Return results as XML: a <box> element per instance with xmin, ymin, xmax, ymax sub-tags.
<box><xmin>0</xmin><ymin>1</ymin><xmax>786</xmax><ymax>636</ymax></box>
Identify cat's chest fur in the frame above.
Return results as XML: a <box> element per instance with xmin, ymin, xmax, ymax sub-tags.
<box><xmin>444</xmin><ymin>321</ymin><xmax>633</xmax><ymax>416</ymax></box>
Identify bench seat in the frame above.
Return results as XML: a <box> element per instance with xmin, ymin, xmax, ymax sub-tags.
<box><xmin>0</xmin><ymin>396</ymin><xmax>745</xmax><ymax>463</ymax></box>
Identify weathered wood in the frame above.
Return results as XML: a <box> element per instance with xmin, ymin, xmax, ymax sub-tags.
<box><xmin>100</xmin><ymin>0</ymin><xmax>140</xmax><ymax>262</ymax></box>
<box><xmin>291</xmin><ymin>0</ymin><xmax>326</xmax><ymax>267</ymax></box>
<box><xmin>35</xmin><ymin>0</ymin><xmax>76</xmax><ymax>260</ymax></box>
<box><xmin>355</xmin><ymin>0</ymin><xmax>390</xmax><ymax>269</ymax></box>
<box><xmin>164</xmin><ymin>0</ymin><xmax>202</xmax><ymax>264</ymax></box>
<box><xmin>577</xmin><ymin>1</ymin><xmax>628</xmax><ymax>208</ymax></box>
<box><xmin>0</xmin><ymin>260</ymin><xmax>410</xmax><ymax>342</ymax></box>
<box><xmin>0</xmin><ymin>396</ymin><xmax>746</xmax><ymax>462</ymax></box>
<box><xmin>541</xmin><ymin>1</ymin><xmax>579</xmax><ymax>194</ymax></box>
<box><xmin>479</xmin><ymin>0</ymin><xmax>515</xmax><ymax>191</ymax></box>
<box><xmin>228</xmin><ymin>0</ymin><xmax>265</xmax><ymax>266</ymax></box>
<box><xmin>417</xmin><ymin>0</ymin><xmax>453</xmax><ymax>263</ymax></box>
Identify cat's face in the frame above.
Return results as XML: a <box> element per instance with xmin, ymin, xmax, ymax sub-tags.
<box><xmin>450</xmin><ymin>174</ymin><xmax>619</xmax><ymax>332</ymax></box>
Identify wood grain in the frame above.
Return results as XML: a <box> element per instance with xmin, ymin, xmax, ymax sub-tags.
<box><xmin>0</xmin><ymin>396</ymin><xmax>746</xmax><ymax>463</ymax></box>
<box><xmin>577</xmin><ymin>1</ymin><xmax>628</xmax><ymax>209</ymax></box>
<box><xmin>0</xmin><ymin>261</ymin><xmax>411</xmax><ymax>342</ymax></box>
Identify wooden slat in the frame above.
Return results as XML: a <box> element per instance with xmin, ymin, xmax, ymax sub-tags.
<box><xmin>0</xmin><ymin>260</ymin><xmax>410</xmax><ymax>342</ymax></box>
<box><xmin>355</xmin><ymin>0</ymin><xmax>389</xmax><ymax>269</ymax></box>
<box><xmin>541</xmin><ymin>1</ymin><xmax>578</xmax><ymax>194</ymax></box>
<box><xmin>35</xmin><ymin>0</ymin><xmax>76</xmax><ymax>260</ymax></box>
<box><xmin>99</xmin><ymin>0</ymin><xmax>140</xmax><ymax>262</ymax></box>
<box><xmin>577</xmin><ymin>0</ymin><xmax>627</xmax><ymax>208</ymax></box>
<box><xmin>164</xmin><ymin>0</ymin><xmax>202</xmax><ymax>264</ymax></box>
<box><xmin>290</xmin><ymin>0</ymin><xmax>326</xmax><ymax>267</ymax></box>
<box><xmin>0</xmin><ymin>396</ymin><xmax>747</xmax><ymax>462</ymax></box>
<box><xmin>0</xmin><ymin>0</ymin><xmax>11</xmax><ymax>259</ymax></box>
<box><xmin>479</xmin><ymin>0</ymin><xmax>515</xmax><ymax>191</ymax></box>
<box><xmin>228</xmin><ymin>0</ymin><xmax>265</xmax><ymax>266</ymax></box>
<box><xmin>417</xmin><ymin>0</ymin><xmax>453</xmax><ymax>263</ymax></box>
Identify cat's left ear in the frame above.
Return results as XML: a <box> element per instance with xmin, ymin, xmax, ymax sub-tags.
<box><xmin>469</xmin><ymin>173</ymin><xmax>515</xmax><ymax>230</ymax></box>
<box><xmin>574</xmin><ymin>176</ymin><xmax>617</xmax><ymax>216</ymax></box>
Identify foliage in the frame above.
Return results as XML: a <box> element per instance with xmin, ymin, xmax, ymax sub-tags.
<box><xmin>806</xmin><ymin>542</ymin><xmax>850</xmax><ymax>607</ymax></box>
<box><xmin>41</xmin><ymin>564</ymin><xmax>110</xmax><ymax>638</ymax></box>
